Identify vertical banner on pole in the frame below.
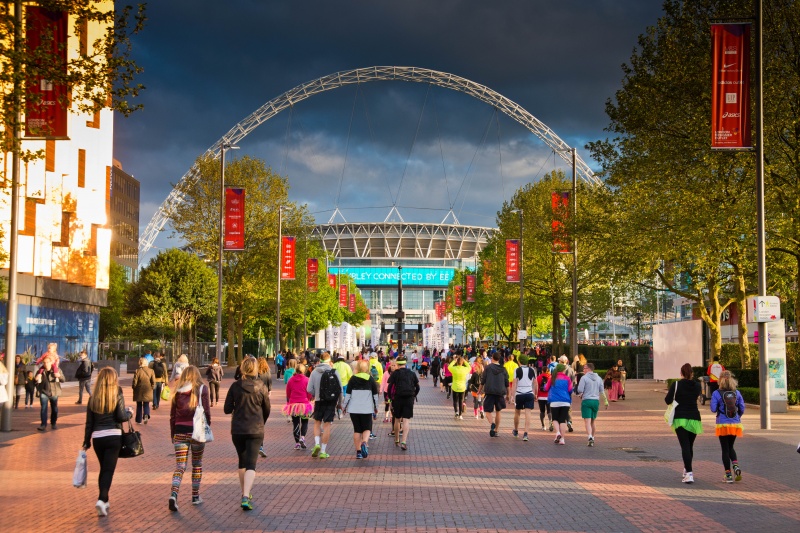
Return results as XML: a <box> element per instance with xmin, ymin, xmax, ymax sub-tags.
<box><xmin>466</xmin><ymin>275</ymin><xmax>476</xmax><ymax>302</ymax></box>
<box><xmin>506</xmin><ymin>240</ymin><xmax>520</xmax><ymax>282</ymax></box>
<box><xmin>280</xmin><ymin>236</ymin><xmax>295</xmax><ymax>280</ymax></box>
<box><xmin>711</xmin><ymin>23</ymin><xmax>752</xmax><ymax>149</ymax></box>
<box><xmin>349</xmin><ymin>293</ymin><xmax>356</xmax><ymax>313</ymax></box>
<box><xmin>339</xmin><ymin>284</ymin><xmax>348</xmax><ymax>307</ymax></box>
<box><xmin>25</xmin><ymin>7</ymin><xmax>68</xmax><ymax>138</ymax></box>
<box><xmin>224</xmin><ymin>188</ymin><xmax>245</xmax><ymax>250</ymax></box>
<box><xmin>327</xmin><ymin>273</ymin><xmax>337</xmax><ymax>289</ymax></box>
<box><xmin>307</xmin><ymin>258</ymin><xmax>318</xmax><ymax>292</ymax></box>
<box><xmin>455</xmin><ymin>286</ymin><xmax>463</xmax><ymax>308</ymax></box>
<box><xmin>551</xmin><ymin>191</ymin><xmax>570</xmax><ymax>253</ymax></box>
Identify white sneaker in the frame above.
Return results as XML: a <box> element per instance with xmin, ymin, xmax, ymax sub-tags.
<box><xmin>96</xmin><ymin>500</ymin><xmax>108</xmax><ymax>517</ymax></box>
<box><xmin>458</xmin><ymin>415</ymin><xmax>463</xmax><ymax>420</ymax></box>
<box><xmin>682</xmin><ymin>472</ymin><xmax>694</xmax><ymax>484</ymax></box>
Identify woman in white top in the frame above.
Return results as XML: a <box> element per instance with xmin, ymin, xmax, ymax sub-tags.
<box><xmin>171</xmin><ymin>354</ymin><xmax>190</xmax><ymax>383</ymax></box>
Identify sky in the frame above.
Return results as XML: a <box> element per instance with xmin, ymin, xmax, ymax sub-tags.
<box><xmin>113</xmin><ymin>0</ymin><xmax>667</xmax><ymax>266</ymax></box>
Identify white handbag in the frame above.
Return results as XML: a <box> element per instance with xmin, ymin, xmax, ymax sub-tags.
<box><xmin>664</xmin><ymin>380</ymin><xmax>679</xmax><ymax>426</ymax></box>
<box><xmin>191</xmin><ymin>385</ymin><xmax>214</xmax><ymax>443</ymax></box>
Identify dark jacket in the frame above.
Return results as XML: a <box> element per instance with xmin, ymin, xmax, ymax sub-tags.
<box><xmin>83</xmin><ymin>388</ymin><xmax>131</xmax><ymax>449</ymax></box>
<box><xmin>664</xmin><ymin>378</ymin><xmax>702</xmax><ymax>421</ymax></box>
<box><xmin>36</xmin><ymin>367</ymin><xmax>64</xmax><ymax>397</ymax></box>
<box><xmin>480</xmin><ymin>363</ymin><xmax>509</xmax><ymax>396</ymax></box>
<box><xmin>223</xmin><ymin>376</ymin><xmax>270</xmax><ymax>435</ymax></box>
<box><xmin>75</xmin><ymin>358</ymin><xmax>93</xmax><ymax>380</ymax></box>
<box><xmin>206</xmin><ymin>364</ymin><xmax>224</xmax><ymax>382</ymax></box>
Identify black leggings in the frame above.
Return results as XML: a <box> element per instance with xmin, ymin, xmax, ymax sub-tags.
<box><xmin>719</xmin><ymin>435</ymin><xmax>738</xmax><ymax>470</ymax></box>
<box><xmin>538</xmin><ymin>399</ymin><xmax>551</xmax><ymax>424</ymax></box>
<box><xmin>675</xmin><ymin>427</ymin><xmax>698</xmax><ymax>472</ymax></box>
<box><xmin>208</xmin><ymin>381</ymin><xmax>220</xmax><ymax>403</ymax></box>
<box><xmin>232</xmin><ymin>434</ymin><xmax>264</xmax><ymax>471</ymax></box>
<box><xmin>92</xmin><ymin>435</ymin><xmax>122</xmax><ymax>503</ymax></box>
<box><xmin>452</xmin><ymin>391</ymin><xmax>465</xmax><ymax>415</ymax></box>
<box><xmin>292</xmin><ymin>416</ymin><xmax>309</xmax><ymax>442</ymax></box>
<box><xmin>432</xmin><ymin>371</ymin><xmax>439</xmax><ymax>387</ymax></box>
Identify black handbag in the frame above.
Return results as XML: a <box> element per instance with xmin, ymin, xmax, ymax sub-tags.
<box><xmin>119</xmin><ymin>419</ymin><xmax>144</xmax><ymax>458</ymax></box>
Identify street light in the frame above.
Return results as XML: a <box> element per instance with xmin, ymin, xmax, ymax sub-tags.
<box><xmin>217</xmin><ymin>141</ymin><xmax>239</xmax><ymax>365</ymax></box>
<box><xmin>276</xmin><ymin>205</ymin><xmax>285</xmax><ymax>358</ymax></box>
<box><xmin>636</xmin><ymin>312</ymin><xmax>643</xmax><ymax>345</ymax></box>
<box><xmin>395</xmin><ymin>264</ymin><xmax>405</xmax><ymax>352</ymax></box>
<box><xmin>511</xmin><ymin>208</ymin><xmax>524</xmax><ymax>350</ymax></box>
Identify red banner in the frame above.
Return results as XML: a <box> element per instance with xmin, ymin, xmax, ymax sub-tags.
<box><xmin>551</xmin><ymin>191</ymin><xmax>570</xmax><ymax>253</ymax></box>
<box><xmin>25</xmin><ymin>7</ymin><xmax>69</xmax><ymax>138</ymax></box>
<box><xmin>506</xmin><ymin>240</ymin><xmax>520</xmax><ymax>282</ymax></box>
<box><xmin>328</xmin><ymin>273</ymin><xmax>336</xmax><ymax>289</ymax></box>
<box><xmin>307</xmin><ymin>259</ymin><xmax>318</xmax><ymax>292</ymax></box>
<box><xmin>466</xmin><ymin>275</ymin><xmax>476</xmax><ymax>302</ymax></box>
<box><xmin>339</xmin><ymin>284</ymin><xmax>348</xmax><ymax>308</ymax></box>
<box><xmin>455</xmin><ymin>285</ymin><xmax>463</xmax><ymax>308</ymax></box>
<box><xmin>281</xmin><ymin>236</ymin><xmax>295</xmax><ymax>280</ymax></box>
<box><xmin>711</xmin><ymin>24</ymin><xmax>751</xmax><ymax>149</ymax></box>
<box><xmin>224</xmin><ymin>188</ymin><xmax>245</xmax><ymax>250</ymax></box>
<box><xmin>349</xmin><ymin>293</ymin><xmax>356</xmax><ymax>313</ymax></box>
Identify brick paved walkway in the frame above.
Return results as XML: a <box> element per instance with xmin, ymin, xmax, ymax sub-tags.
<box><xmin>1</xmin><ymin>370</ymin><xmax>799</xmax><ymax>532</ymax></box>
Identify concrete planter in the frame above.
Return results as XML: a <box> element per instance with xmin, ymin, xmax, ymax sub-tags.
<box><xmin>126</xmin><ymin>357</ymin><xmax>140</xmax><ymax>374</ymax></box>
<box><xmin>59</xmin><ymin>361</ymin><xmax>80</xmax><ymax>382</ymax></box>
<box><xmin>95</xmin><ymin>360</ymin><xmax>121</xmax><ymax>374</ymax></box>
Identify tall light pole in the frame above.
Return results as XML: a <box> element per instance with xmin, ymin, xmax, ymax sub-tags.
<box><xmin>511</xmin><ymin>209</ymin><xmax>524</xmax><ymax>350</ymax></box>
<box><xmin>217</xmin><ymin>142</ymin><xmax>238</xmax><ymax>366</ymax></box>
<box><xmin>276</xmin><ymin>206</ymin><xmax>284</xmax><ymax>358</ymax></box>
<box><xmin>303</xmin><ymin>237</ymin><xmax>308</xmax><ymax>351</ymax></box>
<box><xmin>395</xmin><ymin>265</ymin><xmax>405</xmax><ymax>352</ymax></box>
<box><xmin>570</xmin><ymin>147</ymin><xmax>578</xmax><ymax>360</ymax></box>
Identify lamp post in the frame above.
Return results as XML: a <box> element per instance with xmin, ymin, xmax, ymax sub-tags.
<box><xmin>395</xmin><ymin>265</ymin><xmax>405</xmax><ymax>353</ymax></box>
<box><xmin>276</xmin><ymin>206</ymin><xmax>284</xmax><ymax>358</ymax></box>
<box><xmin>570</xmin><ymin>147</ymin><xmax>578</xmax><ymax>360</ymax></box>
<box><xmin>636</xmin><ymin>312</ymin><xmax>642</xmax><ymax>345</ymax></box>
<box><xmin>217</xmin><ymin>141</ymin><xmax>238</xmax><ymax>366</ymax></box>
<box><xmin>511</xmin><ymin>209</ymin><xmax>524</xmax><ymax>350</ymax></box>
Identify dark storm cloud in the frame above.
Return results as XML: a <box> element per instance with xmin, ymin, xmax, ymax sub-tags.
<box><xmin>114</xmin><ymin>0</ymin><xmax>664</xmax><ymax>264</ymax></box>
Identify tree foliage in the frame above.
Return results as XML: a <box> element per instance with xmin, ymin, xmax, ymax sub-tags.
<box><xmin>99</xmin><ymin>261</ymin><xmax>128</xmax><ymax>341</ymax></box>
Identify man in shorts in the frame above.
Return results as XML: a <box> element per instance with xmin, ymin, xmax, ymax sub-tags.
<box><xmin>386</xmin><ymin>357</ymin><xmax>419</xmax><ymax>451</ymax></box>
<box><xmin>307</xmin><ymin>352</ymin><xmax>342</xmax><ymax>458</ymax></box>
<box><xmin>576</xmin><ymin>362</ymin><xmax>608</xmax><ymax>447</ymax></box>
<box><xmin>512</xmin><ymin>354</ymin><xmax>537</xmax><ymax>441</ymax></box>
<box><xmin>480</xmin><ymin>351</ymin><xmax>509</xmax><ymax>438</ymax></box>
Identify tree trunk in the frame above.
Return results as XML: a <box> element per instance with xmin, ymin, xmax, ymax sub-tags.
<box><xmin>733</xmin><ymin>272</ymin><xmax>751</xmax><ymax>368</ymax></box>
<box><xmin>227</xmin><ymin>307</ymin><xmax>236</xmax><ymax>366</ymax></box>
<box><xmin>551</xmin><ymin>299</ymin><xmax>562</xmax><ymax>356</ymax></box>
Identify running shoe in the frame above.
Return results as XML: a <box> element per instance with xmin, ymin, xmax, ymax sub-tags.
<box><xmin>588</xmin><ymin>436</ymin><xmax>595</xmax><ymax>447</ymax></box>
<box><xmin>192</xmin><ymin>496</ymin><xmax>203</xmax><ymax>505</ymax></box>
<box><xmin>356</xmin><ymin>451</ymin><xmax>364</xmax><ymax>460</ymax></box>
<box><xmin>300</xmin><ymin>436</ymin><xmax>307</xmax><ymax>449</ymax></box>
<box><xmin>541</xmin><ymin>425</ymin><xmax>546</xmax><ymax>431</ymax></box>
<box><xmin>567</xmin><ymin>421</ymin><xmax>573</xmax><ymax>432</ymax></box>
<box><xmin>489</xmin><ymin>423</ymin><xmax>496</xmax><ymax>437</ymax></box>
<box><xmin>96</xmin><ymin>500</ymin><xmax>108</xmax><ymax>517</ymax></box>
<box><xmin>169</xmin><ymin>494</ymin><xmax>178</xmax><ymax>512</ymax></box>
<box><xmin>319</xmin><ymin>452</ymin><xmax>330</xmax><ymax>459</ymax></box>
<box><xmin>558</xmin><ymin>437</ymin><xmax>566</xmax><ymax>445</ymax></box>
<box><xmin>294</xmin><ymin>442</ymin><xmax>302</xmax><ymax>450</ymax></box>
<box><xmin>458</xmin><ymin>415</ymin><xmax>463</xmax><ymax>420</ymax></box>
<box><xmin>480</xmin><ymin>411</ymin><xmax>485</xmax><ymax>419</ymax></box>
<box><xmin>369</xmin><ymin>433</ymin><xmax>377</xmax><ymax>440</ymax></box>
<box><xmin>258</xmin><ymin>446</ymin><xmax>267</xmax><ymax>458</ymax></box>
<box><xmin>682</xmin><ymin>472</ymin><xmax>694</xmax><ymax>484</ymax></box>
<box><xmin>522</xmin><ymin>433</ymin><xmax>528</xmax><ymax>442</ymax></box>
<box><xmin>724</xmin><ymin>472</ymin><xmax>734</xmax><ymax>484</ymax></box>
<box><xmin>512</xmin><ymin>429</ymin><xmax>519</xmax><ymax>438</ymax></box>
<box><xmin>554</xmin><ymin>435</ymin><xmax>562</xmax><ymax>444</ymax></box>
<box><xmin>361</xmin><ymin>443</ymin><xmax>369</xmax><ymax>458</ymax></box>
<box><xmin>733</xmin><ymin>464</ymin><xmax>742</xmax><ymax>481</ymax></box>
<box><xmin>548</xmin><ymin>422</ymin><xmax>554</xmax><ymax>432</ymax></box>
<box><xmin>241</xmin><ymin>496</ymin><xmax>253</xmax><ymax>511</ymax></box>
<box><xmin>311</xmin><ymin>444</ymin><xmax>321</xmax><ymax>457</ymax></box>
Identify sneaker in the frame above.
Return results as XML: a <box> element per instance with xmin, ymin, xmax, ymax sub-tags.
<box><xmin>523</xmin><ymin>433</ymin><xmax>529</xmax><ymax>442</ymax></box>
<box><xmin>192</xmin><ymin>496</ymin><xmax>203</xmax><ymax>505</ymax></box>
<box><xmin>588</xmin><ymin>437</ymin><xmax>595</xmax><ymax>447</ymax></box>
<box><xmin>567</xmin><ymin>421</ymin><xmax>573</xmax><ymax>432</ymax></box>
<box><xmin>548</xmin><ymin>422</ymin><xmax>554</xmax><ymax>432</ymax></box>
<box><xmin>732</xmin><ymin>464</ymin><xmax>742</xmax><ymax>481</ymax></box>
<box><xmin>258</xmin><ymin>446</ymin><xmax>267</xmax><ymax>458</ymax></box>
<box><xmin>361</xmin><ymin>443</ymin><xmax>369</xmax><ymax>458</ymax></box>
<box><xmin>475</xmin><ymin>413</ymin><xmax>480</xmax><ymax>419</ymax></box>
<box><xmin>169</xmin><ymin>494</ymin><xmax>178</xmax><ymax>512</ymax></box>
<box><xmin>724</xmin><ymin>472</ymin><xmax>734</xmax><ymax>484</ymax></box>
<box><xmin>682</xmin><ymin>472</ymin><xmax>694</xmax><ymax>484</ymax></box>
<box><xmin>480</xmin><ymin>411</ymin><xmax>485</xmax><ymax>419</ymax></box>
<box><xmin>294</xmin><ymin>442</ymin><xmax>302</xmax><ymax>450</ymax></box>
<box><xmin>96</xmin><ymin>500</ymin><xmax>108</xmax><ymax>517</ymax></box>
<box><xmin>299</xmin><ymin>437</ymin><xmax>307</xmax><ymax>449</ymax></box>
<box><xmin>554</xmin><ymin>435</ymin><xmax>562</xmax><ymax>444</ymax></box>
<box><xmin>541</xmin><ymin>425</ymin><xmax>546</xmax><ymax>431</ymax></box>
<box><xmin>458</xmin><ymin>415</ymin><xmax>463</xmax><ymax>420</ymax></box>
<box><xmin>512</xmin><ymin>429</ymin><xmax>519</xmax><ymax>437</ymax></box>
<box><xmin>356</xmin><ymin>451</ymin><xmax>364</xmax><ymax>460</ymax></box>
<box><xmin>369</xmin><ymin>433</ymin><xmax>377</xmax><ymax>440</ymax></box>
<box><xmin>241</xmin><ymin>496</ymin><xmax>253</xmax><ymax>511</ymax></box>
<box><xmin>558</xmin><ymin>437</ymin><xmax>566</xmax><ymax>445</ymax></box>
<box><xmin>311</xmin><ymin>444</ymin><xmax>321</xmax><ymax>457</ymax></box>
<box><xmin>319</xmin><ymin>452</ymin><xmax>330</xmax><ymax>459</ymax></box>
<box><xmin>37</xmin><ymin>425</ymin><xmax>46</xmax><ymax>432</ymax></box>
<box><xmin>490</xmin><ymin>423</ymin><xmax>496</xmax><ymax>436</ymax></box>
<box><xmin>143</xmin><ymin>415</ymin><xmax>148</xmax><ymax>425</ymax></box>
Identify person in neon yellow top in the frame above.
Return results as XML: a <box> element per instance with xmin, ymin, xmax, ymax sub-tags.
<box><xmin>504</xmin><ymin>354</ymin><xmax>520</xmax><ymax>398</ymax></box>
<box><xmin>333</xmin><ymin>355</ymin><xmax>353</xmax><ymax>390</ymax></box>
<box><xmin>448</xmin><ymin>355</ymin><xmax>471</xmax><ymax>419</ymax></box>
<box><xmin>368</xmin><ymin>353</ymin><xmax>383</xmax><ymax>385</ymax></box>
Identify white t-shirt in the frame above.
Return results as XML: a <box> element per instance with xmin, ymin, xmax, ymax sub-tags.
<box><xmin>515</xmin><ymin>366</ymin><xmax>536</xmax><ymax>395</ymax></box>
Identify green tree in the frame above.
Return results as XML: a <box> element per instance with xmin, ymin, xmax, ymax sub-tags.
<box><xmin>99</xmin><ymin>261</ymin><xmax>128</xmax><ymax>341</ymax></box>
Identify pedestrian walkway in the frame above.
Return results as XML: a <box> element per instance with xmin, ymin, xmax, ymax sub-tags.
<box><xmin>0</xmin><ymin>372</ymin><xmax>798</xmax><ymax>532</ymax></box>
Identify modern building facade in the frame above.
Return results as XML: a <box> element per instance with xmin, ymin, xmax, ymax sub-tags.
<box><xmin>109</xmin><ymin>160</ymin><xmax>140</xmax><ymax>282</ymax></box>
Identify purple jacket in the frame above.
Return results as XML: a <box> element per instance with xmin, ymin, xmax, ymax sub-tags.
<box><xmin>710</xmin><ymin>389</ymin><xmax>745</xmax><ymax>424</ymax></box>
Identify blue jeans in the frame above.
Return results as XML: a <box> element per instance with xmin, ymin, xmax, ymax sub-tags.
<box><xmin>40</xmin><ymin>394</ymin><xmax>58</xmax><ymax>427</ymax></box>
<box><xmin>78</xmin><ymin>379</ymin><xmax>91</xmax><ymax>403</ymax></box>
<box><xmin>135</xmin><ymin>401</ymin><xmax>151</xmax><ymax>423</ymax></box>
<box><xmin>153</xmin><ymin>383</ymin><xmax>163</xmax><ymax>409</ymax></box>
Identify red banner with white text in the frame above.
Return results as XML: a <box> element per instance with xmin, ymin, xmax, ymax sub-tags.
<box><xmin>25</xmin><ymin>7</ymin><xmax>69</xmax><ymax>138</ymax></box>
<box><xmin>281</xmin><ymin>237</ymin><xmax>295</xmax><ymax>280</ymax></box>
<box><xmin>328</xmin><ymin>274</ymin><xmax>337</xmax><ymax>289</ymax></box>
<box><xmin>339</xmin><ymin>284</ymin><xmax>348</xmax><ymax>308</ymax></box>
<box><xmin>711</xmin><ymin>23</ymin><xmax>751</xmax><ymax>149</ymax></box>
<box><xmin>307</xmin><ymin>259</ymin><xmax>318</xmax><ymax>292</ymax></box>
<box><xmin>551</xmin><ymin>191</ymin><xmax>570</xmax><ymax>253</ymax></box>
<box><xmin>224</xmin><ymin>188</ymin><xmax>245</xmax><ymax>250</ymax></box>
<box><xmin>466</xmin><ymin>275</ymin><xmax>476</xmax><ymax>302</ymax></box>
<box><xmin>506</xmin><ymin>240</ymin><xmax>520</xmax><ymax>282</ymax></box>
<box><xmin>349</xmin><ymin>293</ymin><xmax>356</xmax><ymax>313</ymax></box>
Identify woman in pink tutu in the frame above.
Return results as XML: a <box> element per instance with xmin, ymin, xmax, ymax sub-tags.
<box><xmin>282</xmin><ymin>363</ymin><xmax>313</xmax><ymax>450</ymax></box>
<box><xmin>607</xmin><ymin>364</ymin><xmax>623</xmax><ymax>401</ymax></box>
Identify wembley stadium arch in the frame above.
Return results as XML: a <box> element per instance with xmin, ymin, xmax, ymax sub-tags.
<box><xmin>139</xmin><ymin>66</ymin><xmax>600</xmax><ymax>346</ymax></box>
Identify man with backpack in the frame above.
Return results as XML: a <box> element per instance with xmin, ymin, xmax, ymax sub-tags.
<box><xmin>74</xmin><ymin>350</ymin><xmax>93</xmax><ymax>404</ymax></box>
<box><xmin>150</xmin><ymin>352</ymin><xmax>169</xmax><ymax>410</ymax></box>
<box><xmin>512</xmin><ymin>354</ymin><xmax>537</xmax><ymax>442</ymax></box>
<box><xmin>307</xmin><ymin>352</ymin><xmax>342</xmax><ymax>458</ymax></box>
<box><xmin>386</xmin><ymin>356</ymin><xmax>419</xmax><ymax>451</ymax></box>
<box><xmin>480</xmin><ymin>351</ymin><xmax>510</xmax><ymax>438</ymax></box>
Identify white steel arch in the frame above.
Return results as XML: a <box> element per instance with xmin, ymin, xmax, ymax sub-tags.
<box><xmin>139</xmin><ymin>66</ymin><xmax>602</xmax><ymax>265</ymax></box>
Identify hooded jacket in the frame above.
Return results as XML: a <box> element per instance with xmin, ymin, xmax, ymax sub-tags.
<box><xmin>577</xmin><ymin>371</ymin><xmax>605</xmax><ymax>401</ymax></box>
<box><xmin>223</xmin><ymin>376</ymin><xmax>270</xmax><ymax>435</ymax></box>
<box><xmin>480</xmin><ymin>363</ymin><xmax>509</xmax><ymax>396</ymax></box>
<box><xmin>307</xmin><ymin>362</ymin><xmax>342</xmax><ymax>402</ymax></box>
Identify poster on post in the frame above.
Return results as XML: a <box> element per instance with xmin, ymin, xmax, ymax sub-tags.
<box><xmin>711</xmin><ymin>23</ymin><xmax>751</xmax><ymax>149</ymax></box>
<box><xmin>280</xmin><ymin>237</ymin><xmax>295</xmax><ymax>280</ymax></box>
<box><xmin>224</xmin><ymin>188</ymin><xmax>245</xmax><ymax>250</ymax></box>
<box><xmin>506</xmin><ymin>240</ymin><xmax>519</xmax><ymax>282</ymax></box>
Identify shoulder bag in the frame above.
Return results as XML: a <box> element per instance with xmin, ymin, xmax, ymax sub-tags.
<box><xmin>191</xmin><ymin>385</ymin><xmax>213</xmax><ymax>443</ymax></box>
<box><xmin>664</xmin><ymin>380</ymin><xmax>679</xmax><ymax>426</ymax></box>
<box><xmin>119</xmin><ymin>419</ymin><xmax>144</xmax><ymax>458</ymax></box>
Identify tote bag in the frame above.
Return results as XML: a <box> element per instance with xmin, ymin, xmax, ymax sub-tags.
<box><xmin>664</xmin><ymin>381</ymin><xmax>679</xmax><ymax>426</ymax></box>
<box><xmin>191</xmin><ymin>385</ymin><xmax>213</xmax><ymax>443</ymax></box>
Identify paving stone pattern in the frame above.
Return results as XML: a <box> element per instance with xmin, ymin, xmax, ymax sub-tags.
<box><xmin>1</xmin><ymin>370</ymin><xmax>798</xmax><ymax>532</ymax></box>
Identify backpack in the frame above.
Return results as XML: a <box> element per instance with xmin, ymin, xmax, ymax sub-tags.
<box><xmin>391</xmin><ymin>369</ymin><xmax>416</xmax><ymax>398</ymax></box>
<box><xmin>539</xmin><ymin>373</ymin><xmax>549</xmax><ymax>392</ymax></box>
<box><xmin>369</xmin><ymin>364</ymin><xmax>380</xmax><ymax>382</ymax></box>
<box><xmin>318</xmin><ymin>368</ymin><xmax>342</xmax><ymax>402</ymax></box>
<box><xmin>721</xmin><ymin>390</ymin><xmax>738</xmax><ymax>418</ymax></box>
<box><xmin>152</xmin><ymin>361</ymin><xmax>165</xmax><ymax>379</ymax></box>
